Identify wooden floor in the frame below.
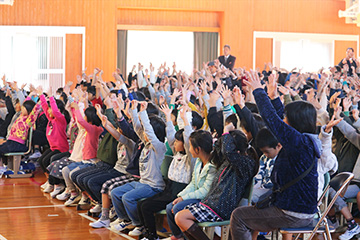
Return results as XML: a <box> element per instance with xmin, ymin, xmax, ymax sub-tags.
<box><xmin>0</xmin><ymin>169</ymin><xmax>350</xmax><ymax>240</ymax></box>
<box><xmin>0</xmin><ymin>169</ymin><xmax>137</xmax><ymax>240</ymax></box>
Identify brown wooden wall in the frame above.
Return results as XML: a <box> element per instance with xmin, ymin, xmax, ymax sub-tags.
<box><xmin>1</xmin><ymin>0</ymin><xmax>360</xmax><ymax>84</ymax></box>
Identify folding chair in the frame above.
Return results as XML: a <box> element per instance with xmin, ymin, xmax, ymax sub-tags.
<box><xmin>197</xmin><ymin>178</ymin><xmax>255</xmax><ymax>240</ymax></box>
<box><xmin>280</xmin><ymin>172</ymin><xmax>354</xmax><ymax>240</ymax></box>
<box><xmin>3</xmin><ymin>127</ymin><xmax>34</xmax><ymax>178</ymax></box>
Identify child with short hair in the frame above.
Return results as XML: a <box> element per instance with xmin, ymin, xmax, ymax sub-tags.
<box><xmin>253</xmin><ymin>128</ymin><xmax>282</xmax><ymax>203</ymax></box>
<box><xmin>136</xmin><ymin>104</ymin><xmax>195</xmax><ymax>240</ymax></box>
<box><xmin>110</xmin><ymin>100</ymin><xmax>166</xmax><ymax>237</ymax></box>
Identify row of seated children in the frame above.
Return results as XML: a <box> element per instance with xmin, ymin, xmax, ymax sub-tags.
<box><xmin>3</xmin><ymin>63</ymin><xmax>360</xmax><ymax>240</ymax></box>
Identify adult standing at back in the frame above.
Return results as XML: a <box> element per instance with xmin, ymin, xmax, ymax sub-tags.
<box><xmin>218</xmin><ymin>45</ymin><xmax>236</xmax><ymax>70</ymax></box>
<box><xmin>338</xmin><ymin>47</ymin><xmax>358</xmax><ymax>76</ymax></box>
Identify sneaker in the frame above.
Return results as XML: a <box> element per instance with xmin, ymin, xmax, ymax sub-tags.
<box><xmin>64</xmin><ymin>194</ymin><xmax>81</xmax><ymax>206</ymax></box>
<box><xmin>76</xmin><ymin>197</ymin><xmax>91</xmax><ymax>210</ymax></box>
<box><xmin>140</xmin><ymin>236</ymin><xmax>160</xmax><ymax>240</ymax></box>
<box><xmin>89</xmin><ymin>219</ymin><xmax>110</xmax><ymax>229</ymax></box>
<box><xmin>56</xmin><ymin>191</ymin><xmax>70</xmax><ymax>201</ymax></box>
<box><xmin>0</xmin><ymin>166</ymin><xmax>7</xmax><ymax>174</ymax></box>
<box><xmin>90</xmin><ymin>204</ymin><xmax>102</xmax><ymax>214</ymax></box>
<box><xmin>43</xmin><ymin>184</ymin><xmax>54</xmax><ymax>193</ymax></box>
<box><xmin>78</xmin><ymin>194</ymin><xmax>90</xmax><ymax>205</ymax></box>
<box><xmin>110</xmin><ymin>218</ymin><xmax>122</xmax><ymax>227</ymax></box>
<box><xmin>28</xmin><ymin>151</ymin><xmax>41</xmax><ymax>159</ymax></box>
<box><xmin>110</xmin><ymin>221</ymin><xmax>134</xmax><ymax>232</ymax></box>
<box><xmin>41</xmin><ymin>181</ymin><xmax>49</xmax><ymax>190</ymax></box>
<box><xmin>109</xmin><ymin>206</ymin><xmax>117</xmax><ymax>219</ymax></box>
<box><xmin>339</xmin><ymin>224</ymin><xmax>360</xmax><ymax>240</ymax></box>
<box><xmin>327</xmin><ymin>217</ymin><xmax>339</xmax><ymax>230</ymax></box>
<box><xmin>50</xmin><ymin>184</ymin><xmax>65</xmax><ymax>198</ymax></box>
<box><xmin>129</xmin><ymin>226</ymin><xmax>145</xmax><ymax>236</ymax></box>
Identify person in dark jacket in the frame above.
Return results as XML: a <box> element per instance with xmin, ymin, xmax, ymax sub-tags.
<box><xmin>174</xmin><ymin>122</ymin><xmax>258</xmax><ymax>240</ymax></box>
<box><xmin>218</xmin><ymin>45</ymin><xmax>236</xmax><ymax>70</ymax></box>
<box><xmin>230</xmin><ymin>70</ymin><xmax>321</xmax><ymax>239</ymax></box>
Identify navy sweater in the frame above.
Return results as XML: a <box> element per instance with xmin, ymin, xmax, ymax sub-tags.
<box><xmin>253</xmin><ymin>88</ymin><xmax>321</xmax><ymax>214</ymax></box>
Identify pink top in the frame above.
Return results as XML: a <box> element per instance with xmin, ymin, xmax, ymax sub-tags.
<box><xmin>40</xmin><ymin>95</ymin><xmax>69</xmax><ymax>152</ymax></box>
<box><xmin>8</xmin><ymin>103</ymin><xmax>41</xmax><ymax>145</ymax></box>
<box><xmin>74</xmin><ymin>109</ymin><xmax>103</xmax><ymax>160</ymax></box>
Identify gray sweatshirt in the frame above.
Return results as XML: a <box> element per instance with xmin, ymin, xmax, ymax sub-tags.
<box><xmin>131</xmin><ymin>109</ymin><xmax>166</xmax><ymax>190</ymax></box>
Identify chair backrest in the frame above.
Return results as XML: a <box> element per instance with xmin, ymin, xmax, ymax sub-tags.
<box><xmin>329</xmin><ymin>172</ymin><xmax>354</xmax><ymax>197</ymax></box>
<box><xmin>323</xmin><ymin>172</ymin><xmax>330</xmax><ymax>190</ymax></box>
<box><xmin>243</xmin><ymin>178</ymin><xmax>255</xmax><ymax>206</ymax></box>
<box><xmin>308</xmin><ymin>172</ymin><xmax>354</xmax><ymax>239</ymax></box>
<box><xmin>25</xmin><ymin>127</ymin><xmax>33</xmax><ymax>155</ymax></box>
<box><xmin>161</xmin><ymin>155</ymin><xmax>173</xmax><ymax>180</ymax></box>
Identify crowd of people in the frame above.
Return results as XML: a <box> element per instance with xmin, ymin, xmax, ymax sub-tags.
<box><xmin>1</xmin><ymin>45</ymin><xmax>360</xmax><ymax>240</ymax></box>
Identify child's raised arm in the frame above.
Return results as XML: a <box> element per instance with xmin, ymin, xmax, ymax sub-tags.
<box><xmin>49</xmin><ymin>96</ymin><xmax>66</xmax><ymax>123</ymax></box>
<box><xmin>39</xmin><ymin>94</ymin><xmax>50</xmax><ymax>119</ymax></box>
<box><xmin>160</xmin><ymin>104</ymin><xmax>176</xmax><ymax>151</ymax></box>
<box><xmin>25</xmin><ymin>101</ymin><xmax>42</xmax><ymax>127</ymax></box>
<box><xmin>138</xmin><ymin>101</ymin><xmax>163</xmax><ymax>150</ymax></box>
<box><xmin>129</xmin><ymin>100</ymin><xmax>146</xmax><ymax>143</ymax></box>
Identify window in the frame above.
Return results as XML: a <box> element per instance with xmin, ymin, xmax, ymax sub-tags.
<box><xmin>127</xmin><ymin>30</ymin><xmax>194</xmax><ymax>75</ymax></box>
<box><xmin>0</xmin><ymin>26</ymin><xmax>85</xmax><ymax>90</ymax></box>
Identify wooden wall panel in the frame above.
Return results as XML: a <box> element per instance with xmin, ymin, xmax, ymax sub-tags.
<box><xmin>256</xmin><ymin>38</ymin><xmax>273</xmax><ymax>69</ymax></box>
<box><xmin>334</xmin><ymin>40</ymin><xmax>358</xmax><ymax>65</ymax></box>
<box><xmin>0</xmin><ymin>0</ymin><xmax>360</xmax><ymax>84</ymax></box>
<box><xmin>117</xmin><ymin>9</ymin><xmax>219</xmax><ymax>27</ymax></box>
<box><xmin>65</xmin><ymin>34</ymin><xmax>82</xmax><ymax>89</ymax></box>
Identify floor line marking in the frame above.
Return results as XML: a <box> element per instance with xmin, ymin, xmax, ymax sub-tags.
<box><xmin>78</xmin><ymin>213</ymin><xmax>136</xmax><ymax>240</ymax></box>
<box><xmin>0</xmin><ymin>205</ymin><xmax>64</xmax><ymax>210</ymax></box>
<box><xmin>0</xmin><ymin>234</ymin><xmax>7</xmax><ymax>240</ymax></box>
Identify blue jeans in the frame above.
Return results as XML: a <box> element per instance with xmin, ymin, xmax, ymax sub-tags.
<box><xmin>166</xmin><ymin>199</ymin><xmax>201</xmax><ymax>238</ymax></box>
<box><xmin>110</xmin><ymin>181</ymin><xmax>162</xmax><ymax>226</ymax></box>
<box><xmin>86</xmin><ymin>168</ymin><xmax>124</xmax><ymax>203</ymax></box>
<box><xmin>329</xmin><ymin>184</ymin><xmax>360</xmax><ymax>212</ymax></box>
<box><xmin>71</xmin><ymin>161</ymin><xmax>113</xmax><ymax>191</ymax></box>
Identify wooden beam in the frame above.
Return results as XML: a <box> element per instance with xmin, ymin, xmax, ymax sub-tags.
<box><xmin>117</xmin><ymin>6</ymin><xmax>224</xmax><ymax>13</ymax></box>
<box><xmin>117</xmin><ymin>24</ymin><xmax>220</xmax><ymax>33</ymax></box>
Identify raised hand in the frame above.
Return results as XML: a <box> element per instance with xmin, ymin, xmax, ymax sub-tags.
<box><xmin>329</xmin><ymin>91</ymin><xmax>341</xmax><ymax>108</ymax></box>
<box><xmin>159</xmin><ymin>104</ymin><xmax>172</xmax><ymax>120</ymax></box>
<box><xmin>208</xmin><ymin>91</ymin><xmax>220</xmax><ymax>107</ymax></box>
<box><xmin>95</xmin><ymin>104</ymin><xmax>103</xmax><ymax>117</ymax></box>
<box><xmin>243</xmin><ymin>70</ymin><xmax>263</xmax><ymax>91</ymax></box>
<box><xmin>159</xmin><ymin>95</ymin><xmax>166</xmax><ymax>106</ymax></box>
<box><xmin>278</xmin><ymin>85</ymin><xmax>290</xmax><ymax>95</ymax></box>
<box><xmin>343</xmin><ymin>97</ymin><xmax>352</xmax><ymax>112</ymax></box>
<box><xmin>131</xmin><ymin>100</ymin><xmax>138</xmax><ymax>110</ymax></box>
<box><xmin>324</xmin><ymin>115</ymin><xmax>342</xmax><ymax>133</ymax></box>
<box><xmin>266</xmin><ymin>73</ymin><xmax>279</xmax><ymax>99</ymax></box>
<box><xmin>139</xmin><ymin>101</ymin><xmax>148</xmax><ymax>112</ymax></box>
<box><xmin>232</xmin><ymin>86</ymin><xmax>245</xmax><ymax>108</ymax></box>
<box><xmin>70</xmin><ymin>101</ymin><xmax>79</xmax><ymax>110</ymax></box>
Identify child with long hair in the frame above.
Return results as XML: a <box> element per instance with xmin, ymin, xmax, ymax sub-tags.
<box><xmin>63</xmin><ymin>102</ymin><xmax>103</xmax><ymax>205</ymax></box>
<box><xmin>0</xmin><ymin>98</ymin><xmax>41</xmax><ymax>172</ymax></box>
<box><xmin>165</xmin><ymin>130</ymin><xmax>216</xmax><ymax>240</ymax></box>
<box><xmin>39</xmin><ymin>94</ymin><xmax>70</xmax><ymax>195</ymax></box>
<box><xmin>175</xmin><ymin>123</ymin><xmax>258</xmax><ymax>240</ymax></box>
<box><xmin>230</xmin><ymin>70</ymin><xmax>320</xmax><ymax>239</ymax></box>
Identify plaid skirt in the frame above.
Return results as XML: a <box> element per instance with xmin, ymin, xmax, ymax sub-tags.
<box><xmin>186</xmin><ymin>202</ymin><xmax>222</xmax><ymax>223</ymax></box>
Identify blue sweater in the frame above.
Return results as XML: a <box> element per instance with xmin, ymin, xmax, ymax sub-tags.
<box><xmin>253</xmin><ymin>88</ymin><xmax>321</xmax><ymax>214</ymax></box>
